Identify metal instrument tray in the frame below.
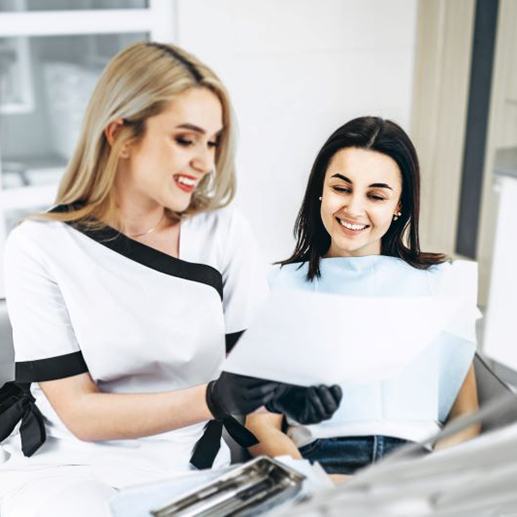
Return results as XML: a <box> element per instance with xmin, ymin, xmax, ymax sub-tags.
<box><xmin>151</xmin><ymin>456</ymin><xmax>306</xmax><ymax>517</ymax></box>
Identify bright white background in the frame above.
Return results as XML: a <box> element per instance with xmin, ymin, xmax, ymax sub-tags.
<box><xmin>176</xmin><ymin>0</ymin><xmax>417</xmax><ymax>262</ymax></box>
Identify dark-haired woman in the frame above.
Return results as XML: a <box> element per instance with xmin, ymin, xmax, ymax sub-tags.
<box><xmin>247</xmin><ymin>116</ymin><xmax>480</xmax><ymax>477</ymax></box>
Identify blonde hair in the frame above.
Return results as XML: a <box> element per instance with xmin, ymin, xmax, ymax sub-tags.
<box><xmin>38</xmin><ymin>42</ymin><xmax>236</xmax><ymax>226</ymax></box>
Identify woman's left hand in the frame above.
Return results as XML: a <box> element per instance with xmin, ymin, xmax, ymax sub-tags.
<box><xmin>266</xmin><ymin>384</ymin><xmax>342</xmax><ymax>424</ymax></box>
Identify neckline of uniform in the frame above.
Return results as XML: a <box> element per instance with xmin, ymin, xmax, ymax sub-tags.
<box><xmin>48</xmin><ymin>204</ymin><xmax>224</xmax><ymax>300</ymax></box>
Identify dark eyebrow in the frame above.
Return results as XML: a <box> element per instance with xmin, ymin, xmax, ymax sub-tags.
<box><xmin>175</xmin><ymin>123</ymin><xmax>223</xmax><ymax>138</ymax></box>
<box><xmin>330</xmin><ymin>173</ymin><xmax>352</xmax><ymax>183</ymax></box>
<box><xmin>330</xmin><ymin>173</ymin><xmax>393</xmax><ymax>191</ymax></box>
<box><xmin>369</xmin><ymin>182</ymin><xmax>393</xmax><ymax>190</ymax></box>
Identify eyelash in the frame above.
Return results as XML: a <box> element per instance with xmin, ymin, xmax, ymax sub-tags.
<box><xmin>332</xmin><ymin>186</ymin><xmax>385</xmax><ymax>201</ymax></box>
<box><xmin>332</xmin><ymin>186</ymin><xmax>350</xmax><ymax>193</ymax></box>
<box><xmin>175</xmin><ymin>137</ymin><xmax>219</xmax><ymax>149</ymax></box>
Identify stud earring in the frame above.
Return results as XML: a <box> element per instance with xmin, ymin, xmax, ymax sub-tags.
<box><xmin>393</xmin><ymin>211</ymin><xmax>402</xmax><ymax>221</ymax></box>
<box><xmin>318</xmin><ymin>196</ymin><xmax>322</xmax><ymax>201</ymax></box>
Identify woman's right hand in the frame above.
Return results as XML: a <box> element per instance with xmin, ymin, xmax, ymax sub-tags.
<box><xmin>206</xmin><ymin>372</ymin><xmax>278</xmax><ymax>419</ymax></box>
<box><xmin>207</xmin><ymin>373</ymin><xmax>343</xmax><ymax>425</ymax></box>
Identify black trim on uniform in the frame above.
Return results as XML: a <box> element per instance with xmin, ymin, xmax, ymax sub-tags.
<box><xmin>191</xmin><ymin>378</ymin><xmax>259</xmax><ymax>469</ymax></box>
<box><xmin>190</xmin><ymin>416</ymin><xmax>259</xmax><ymax>470</ymax></box>
<box><xmin>225</xmin><ymin>330</ymin><xmax>245</xmax><ymax>354</ymax></box>
<box><xmin>0</xmin><ymin>382</ymin><xmax>46</xmax><ymax>456</ymax></box>
<box><xmin>15</xmin><ymin>351</ymin><xmax>88</xmax><ymax>383</ymax></box>
<box><xmin>49</xmin><ymin>205</ymin><xmax>223</xmax><ymax>300</ymax></box>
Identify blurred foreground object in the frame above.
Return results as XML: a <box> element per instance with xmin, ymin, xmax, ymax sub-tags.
<box><xmin>110</xmin><ymin>456</ymin><xmax>331</xmax><ymax>517</ymax></box>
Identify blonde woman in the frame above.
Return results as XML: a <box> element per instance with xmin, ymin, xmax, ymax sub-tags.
<box><xmin>0</xmin><ymin>42</ymin><xmax>341</xmax><ymax>516</ymax></box>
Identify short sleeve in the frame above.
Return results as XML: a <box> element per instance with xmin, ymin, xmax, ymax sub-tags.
<box><xmin>3</xmin><ymin>223</ymin><xmax>88</xmax><ymax>382</ymax></box>
<box><xmin>219</xmin><ymin>210</ymin><xmax>268</xmax><ymax>349</ymax></box>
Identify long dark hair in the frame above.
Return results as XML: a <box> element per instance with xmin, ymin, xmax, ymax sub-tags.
<box><xmin>279</xmin><ymin>116</ymin><xmax>447</xmax><ymax>280</ymax></box>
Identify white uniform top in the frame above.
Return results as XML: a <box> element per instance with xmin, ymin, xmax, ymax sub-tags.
<box><xmin>2</xmin><ymin>206</ymin><xmax>267</xmax><ymax>487</ymax></box>
<box><xmin>269</xmin><ymin>256</ymin><xmax>477</xmax><ymax>448</ymax></box>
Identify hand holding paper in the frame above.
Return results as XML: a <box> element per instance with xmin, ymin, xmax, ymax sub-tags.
<box><xmin>266</xmin><ymin>384</ymin><xmax>343</xmax><ymax>424</ymax></box>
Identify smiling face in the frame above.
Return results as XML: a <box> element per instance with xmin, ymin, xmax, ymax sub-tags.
<box><xmin>320</xmin><ymin>147</ymin><xmax>402</xmax><ymax>257</ymax></box>
<box><xmin>118</xmin><ymin>87</ymin><xmax>223</xmax><ymax>213</ymax></box>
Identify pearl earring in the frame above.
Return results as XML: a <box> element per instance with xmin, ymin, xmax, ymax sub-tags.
<box><xmin>393</xmin><ymin>211</ymin><xmax>402</xmax><ymax>221</ymax></box>
<box><xmin>318</xmin><ymin>196</ymin><xmax>322</xmax><ymax>201</ymax></box>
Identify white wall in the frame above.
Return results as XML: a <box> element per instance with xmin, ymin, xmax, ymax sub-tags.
<box><xmin>176</xmin><ymin>0</ymin><xmax>418</xmax><ymax>263</ymax></box>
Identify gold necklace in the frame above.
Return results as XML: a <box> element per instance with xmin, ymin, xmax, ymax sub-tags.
<box><xmin>127</xmin><ymin>212</ymin><xmax>166</xmax><ymax>238</ymax></box>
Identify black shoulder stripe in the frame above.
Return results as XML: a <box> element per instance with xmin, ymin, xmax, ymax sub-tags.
<box><xmin>225</xmin><ymin>330</ymin><xmax>245</xmax><ymax>354</ymax></box>
<box><xmin>15</xmin><ymin>351</ymin><xmax>88</xmax><ymax>383</ymax></box>
<box><xmin>48</xmin><ymin>205</ymin><xmax>223</xmax><ymax>300</ymax></box>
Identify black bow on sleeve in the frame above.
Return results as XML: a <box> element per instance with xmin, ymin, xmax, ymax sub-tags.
<box><xmin>190</xmin><ymin>416</ymin><xmax>258</xmax><ymax>470</ymax></box>
<box><xmin>0</xmin><ymin>382</ymin><xmax>46</xmax><ymax>456</ymax></box>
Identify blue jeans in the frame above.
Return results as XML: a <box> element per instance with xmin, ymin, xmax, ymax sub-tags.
<box><xmin>298</xmin><ymin>435</ymin><xmax>424</xmax><ymax>475</ymax></box>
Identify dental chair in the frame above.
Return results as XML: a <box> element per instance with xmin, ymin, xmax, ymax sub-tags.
<box><xmin>474</xmin><ymin>352</ymin><xmax>517</xmax><ymax>431</ymax></box>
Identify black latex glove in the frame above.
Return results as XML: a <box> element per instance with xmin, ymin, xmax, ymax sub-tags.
<box><xmin>206</xmin><ymin>372</ymin><xmax>278</xmax><ymax>419</ymax></box>
<box><xmin>266</xmin><ymin>384</ymin><xmax>342</xmax><ymax>425</ymax></box>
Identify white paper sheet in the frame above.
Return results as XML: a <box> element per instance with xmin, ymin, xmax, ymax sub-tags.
<box><xmin>223</xmin><ymin>290</ymin><xmax>466</xmax><ymax>385</ymax></box>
